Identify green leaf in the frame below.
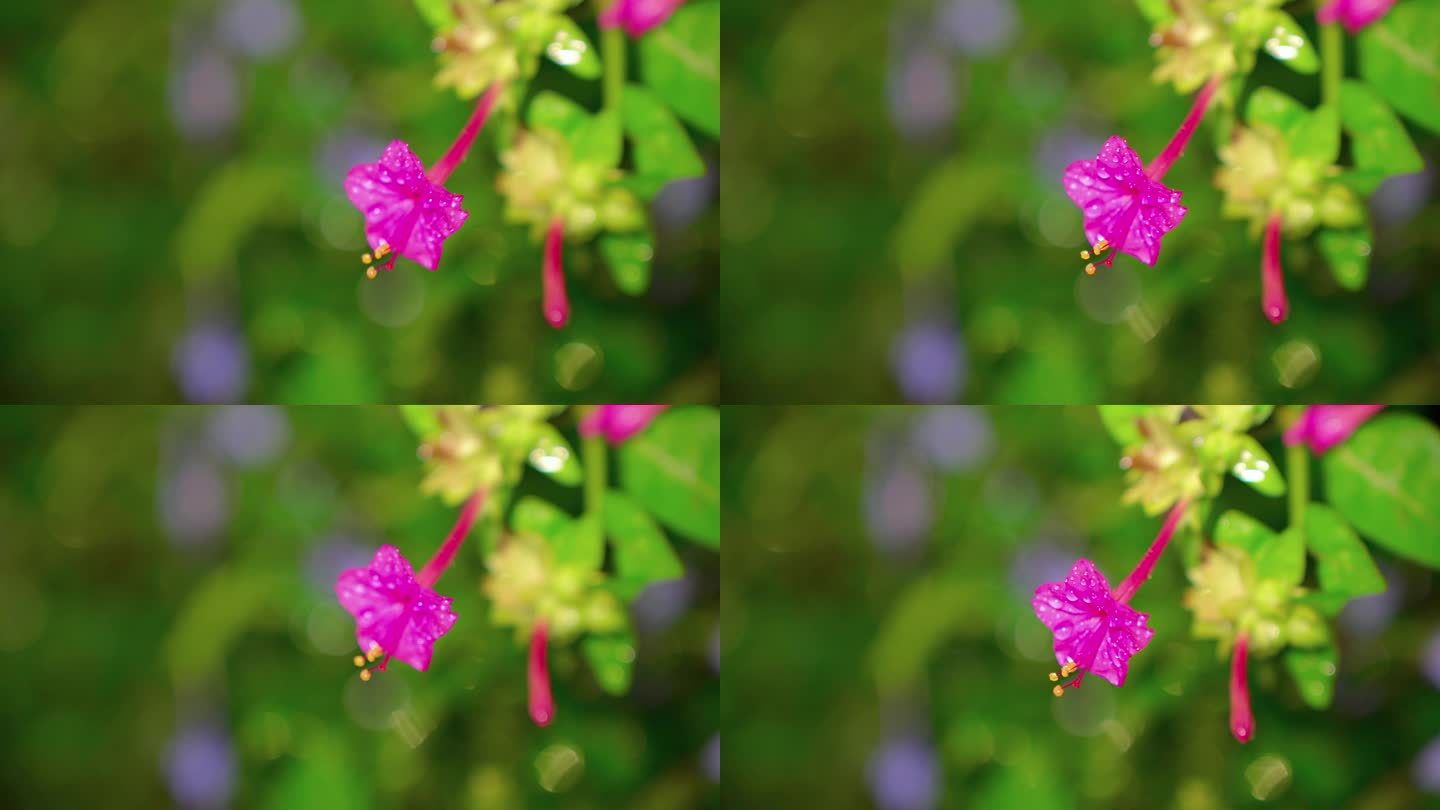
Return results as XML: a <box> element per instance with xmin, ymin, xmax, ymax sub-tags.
<box><xmin>552</xmin><ymin>513</ymin><xmax>604</xmax><ymax>571</ymax></box>
<box><xmin>622</xmin><ymin>84</ymin><xmax>706</xmax><ymax>192</ymax></box>
<box><xmin>1305</xmin><ymin>503</ymin><xmax>1387</xmax><ymax>599</ymax></box>
<box><xmin>606</xmin><ymin>490</ymin><xmax>684</xmax><ymax>594</ymax></box>
<box><xmin>1324</xmin><ymin>413</ymin><xmax>1440</xmax><ymax>568</ymax></box>
<box><xmin>572</xmin><ymin>108</ymin><xmax>623</xmax><ymax>169</ymax></box>
<box><xmin>1358</xmin><ymin>2</ymin><xmax>1440</xmax><ymax>133</ymax></box>
<box><xmin>1246</xmin><ymin>87</ymin><xmax>1308</xmax><ymax>136</ymax></box>
<box><xmin>1289</xmin><ymin>105</ymin><xmax>1340</xmax><ymax>165</ymax></box>
<box><xmin>1339</xmin><ymin>80</ymin><xmax>1424</xmax><ymax>177</ymax></box>
<box><xmin>1134</xmin><ymin>0</ymin><xmax>1174</xmax><ymax>25</ymax></box>
<box><xmin>1097</xmin><ymin>405</ymin><xmax>1149</xmax><ymax>446</ymax></box>
<box><xmin>1214</xmin><ymin>510</ymin><xmax>1275</xmax><ymax>555</ymax></box>
<box><xmin>412</xmin><ymin>0</ymin><xmax>456</xmax><ymax>32</ymax></box>
<box><xmin>1255</xmin><ymin>527</ymin><xmax>1305</xmax><ymax>588</ymax></box>
<box><xmin>510</xmin><ymin>495</ymin><xmax>571</xmax><ymax>539</ymax></box>
<box><xmin>526</xmin><ymin>91</ymin><xmax>590</xmax><ymax>140</ymax></box>
<box><xmin>1285</xmin><ymin>646</ymin><xmax>1338</xmax><ymax>709</ymax></box>
<box><xmin>639</xmin><ymin>0</ymin><xmax>719</xmax><ymax>136</ymax></box>
<box><xmin>619</xmin><ymin>406</ymin><xmax>720</xmax><ymax>546</ymax></box>
<box><xmin>399</xmin><ymin>405</ymin><xmax>441</xmax><ymax>439</ymax></box>
<box><xmin>1260</xmin><ymin>10</ymin><xmax>1319</xmax><ymax>74</ymax></box>
<box><xmin>1229</xmin><ymin>435</ymin><xmax>1286</xmax><ymax>497</ymax></box>
<box><xmin>527</xmin><ymin>425</ymin><xmax>582</xmax><ymax>486</ymax></box>
<box><xmin>583</xmin><ymin>633</ymin><xmax>636</xmax><ymax>695</ymax></box>
<box><xmin>599</xmin><ymin>231</ymin><xmax>654</xmax><ymax>296</ymax></box>
<box><xmin>1316</xmin><ymin>226</ymin><xmax>1373</xmax><ymax>291</ymax></box>
<box><xmin>544</xmin><ymin>16</ymin><xmax>601</xmax><ymax>80</ymax></box>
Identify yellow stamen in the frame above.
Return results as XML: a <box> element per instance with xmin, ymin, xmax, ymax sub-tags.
<box><xmin>1048</xmin><ymin>672</ymin><xmax>1059</xmax><ymax>682</ymax></box>
<box><xmin>1080</xmin><ymin>250</ymin><xmax>1091</xmax><ymax>260</ymax></box>
<box><xmin>353</xmin><ymin>655</ymin><xmax>365</xmax><ymax>667</ymax></box>
<box><xmin>367</xmin><ymin>644</ymin><xmax>382</xmax><ymax>662</ymax></box>
<box><xmin>1094</xmin><ymin>238</ymin><xmax>1111</xmax><ymax>254</ymax></box>
<box><xmin>1052</xmin><ymin>685</ymin><xmax>1064</xmax><ymax>697</ymax></box>
<box><xmin>1085</xmin><ymin>263</ymin><xmax>1097</xmax><ymax>276</ymax></box>
<box><xmin>1061</xmin><ymin>662</ymin><xmax>1077</xmax><ymax>677</ymax></box>
<box><xmin>365</xmin><ymin>267</ymin><xmax>377</xmax><ymax>279</ymax></box>
<box><xmin>375</xmin><ymin>243</ymin><xmax>391</xmax><ymax>258</ymax></box>
<box><xmin>360</xmin><ymin>669</ymin><xmax>372</xmax><ymax>682</ymax></box>
<box><xmin>362</xmin><ymin>253</ymin><xmax>373</xmax><ymax>264</ymax></box>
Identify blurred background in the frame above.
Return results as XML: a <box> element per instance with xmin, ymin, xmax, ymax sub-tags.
<box><xmin>0</xmin><ymin>406</ymin><xmax>719</xmax><ymax>808</ymax></box>
<box><xmin>0</xmin><ymin>0</ymin><xmax>717</xmax><ymax>402</ymax></box>
<box><xmin>724</xmin><ymin>406</ymin><xmax>1440</xmax><ymax>807</ymax></box>
<box><xmin>721</xmin><ymin>0</ymin><xmax>1440</xmax><ymax>402</ymax></box>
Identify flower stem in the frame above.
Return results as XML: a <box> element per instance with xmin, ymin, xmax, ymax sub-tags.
<box><xmin>416</xmin><ymin>488</ymin><xmax>486</xmax><ymax>589</ymax></box>
<box><xmin>1287</xmin><ymin>439</ymin><xmax>1309</xmax><ymax>534</ymax></box>
<box><xmin>427</xmin><ymin>83</ymin><xmax>504</xmax><ymax>185</ymax></box>
<box><xmin>1113</xmin><ymin>498</ymin><xmax>1189</xmax><ymax>605</ymax></box>
<box><xmin>528</xmin><ymin>621</ymin><xmax>555</xmax><ymax>726</ymax></box>
<box><xmin>1261</xmin><ymin>213</ymin><xmax>1289</xmax><ymax>324</ymax></box>
<box><xmin>1146</xmin><ymin>76</ymin><xmax>1221</xmax><ymax>181</ymax></box>
<box><xmin>600</xmin><ymin>6</ymin><xmax>626</xmax><ymax>114</ymax></box>
<box><xmin>583</xmin><ymin>426</ymin><xmax>607</xmax><ymax>524</ymax></box>
<box><xmin>1321</xmin><ymin>22</ymin><xmax>1343</xmax><ymax>111</ymax></box>
<box><xmin>1230</xmin><ymin>633</ymin><xmax>1254</xmax><ymax>743</ymax></box>
<box><xmin>543</xmin><ymin>217</ymin><xmax>570</xmax><ymax>329</ymax></box>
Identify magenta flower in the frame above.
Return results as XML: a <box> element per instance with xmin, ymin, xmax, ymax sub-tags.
<box><xmin>1284</xmin><ymin>405</ymin><xmax>1385</xmax><ymax>455</ymax></box>
<box><xmin>1230</xmin><ymin>633</ymin><xmax>1254</xmax><ymax>743</ymax></box>
<box><xmin>599</xmin><ymin>0</ymin><xmax>685</xmax><ymax>38</ymax></box>
<box><xmin>580</xmin><ymin>404</ymin><xmax>669</xmax><ymax>445</ymax></box>
<box><xmin>335</xmin><ymin>489</ymin><xmax>484</xmax><ymax>677</ymax></box>
<box><xmin>543</xmin><ymin>218</ymin><xmax>570</xmax><ymax>329</ymax></box>
<box><xmin>1062</xmin><ymin>78</ymin><xmax>1219</xmax><ymax>274</ymax></box>
<box><xmin>1317</xmin><ymin>0</ymin><xmax>1396</xmax><ymax>34</ymax></box>
<box><xmin>1260</xmin><ymin>213</ymin><xmax>1289</xmax><ymax>324</ymax></box>
<box><xmin>1032</xmin><ymin>558</ymin><xmax>1155</xmax><ymax>688</ymax></box>
<box><xmin>528</xmin><ymin>621</ymin><xmax>554</xmax><ymax>727</ymax></box>
<box><xmin>1032</xmin><ymin>499</ymin><xmax>1188</xmax><ymax>692</ymax></box>
<box><xmin>343</xmin><ymin>83</ymin><xmax>502</xmax><ymax>276</ymax></box>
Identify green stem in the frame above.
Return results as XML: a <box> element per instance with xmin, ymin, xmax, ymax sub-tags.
<box><xmin>583</xmin><ymin>429</ymin><xmax>607</xmax><ymax>524</ymax></box>
<box><xmin>1287</xmin><ymin>439</ymin><xmax>1309</xmax><ymax>533</ymax></box>
<box><xmin>1321</xmin><ymin>22</ymin><xmax>1342</xmax><ymax>110</ymax></box>
<box><xmin>600</xmin><ymin>5</ymin><xmax>626</xmax><ymax>114</ymax></box>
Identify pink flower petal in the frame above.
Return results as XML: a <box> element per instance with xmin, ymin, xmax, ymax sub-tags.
<box><xmin>579</xmin><ymin>405</ymin><xmax>669</xmax><ymax>445</ymax></box>
<box><xmin>334</xmin><ymin>544</ymin><xmax>458</xmax><ymax>671</ymax></box>
<box><xmin>599</xmin><ymin>0</ymin><xmax>686</xmax><ymax>38</ymax></box>
<box><xmin>343</xmin><ymin>141</ymin><xmax>468</xmax><ymax>271</ymax></box>
<box><xmin>1283</xmin><ymin>405</ymin><xmax>1385</xmax><ymax>455</ymax></box>
<box><xmin>1063</xmin><ymin>136</ymin><xmax>1187</xmax><ymax>267</ymax></box>
<box><xmin>1317</xmin><ymin>0</ymin><xmax>1396</xmax><ymax>34</ymax></box>
<box><xmin>1032</xmin><ymin>558</ymin><xmax>1154</xmax><ymax>686</ymax></box>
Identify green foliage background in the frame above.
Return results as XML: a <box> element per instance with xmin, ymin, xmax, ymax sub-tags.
<box><xmin>724</xmin><ymin>405</ymin><xmax>1440</xmax><ymax>807</ymax></box>
<box><xmin>720</xmin><ymin>0</ymin><xmax>1440</xmax><ymax>402</ymax></box>
<box><xmin>0</xmin><ymin>0</ymin><xmax>717</xmax><ymax>402</ymax></box>
<box><xmin>0</xmin><ymin>406</ymin><xmax>719</xmax><ymax>808</ymax></box>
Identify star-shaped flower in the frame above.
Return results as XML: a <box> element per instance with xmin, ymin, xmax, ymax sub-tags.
<box><xmin>1283</xmin><ymin>405</ymin><xmax>1384</xmax><ymax>455</ymax></box>
<box><xmin>599</xmin><ymin>0</ymin><xmax>686</xmax><ymax>38</ymax></box>
<box><xmin>1317</xmin><ymin>0</ymin><xmax>1396</xmax><ymax>34</ymax></box>
<box><xmin>579</xmin><ymin>405</ymin><xmax>669</xmax><ymax>445</ymax></box>
<box><xmin>344</xmin><ymin>141</ymin><xmax>468</xmax><ymax>272</ymax></box>
<box><xmin>1063</xmin><ymin>136</ymin><xmax>1188</xmax><ymax>268</ymax></box>
<box><xmin>335</xmin><ymin>545</ymin><xmax>458</xmax><ymax>672</ymax></box>
<box><xmin>1032</xmin><ymin>558</ymin><xmax>1155</xmax><ymax>687</ymax></box>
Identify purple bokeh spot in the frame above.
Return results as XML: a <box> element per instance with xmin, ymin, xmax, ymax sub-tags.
<box><xmin>1415</xmin><ymin>736</ymin><xmax>1440</xmax><ymax>794</ymax></box>
<box><xmin>864</xmin><ymin>457</ymin><xmax>933</xmax><ymax>555</ymax></box>
<box><xmin>170</xmin><ymin>47</ymin><xmax>239</xmax><ymax>141</ymax></box>
<box><xmin>867</xmin><ymin>734</ymin><xmax>940</xmax><ymax>810</ymax></box>
<box><xmin>1422</xmin><ymin>630</ymin><xmax>1440</xmax><ymax>690</ymax></box>
<box><xmin>1371</xmin><ymin>168</ymin><xmax>1433</xmax><ymax>226</ymax></box>
<box><xmin>911</xmin><ymin>406</ymin><xmax>993</xmax><ymax>471</ymax></box>
<box><xmin>305</xmin><ymin>535</ymin><xmax>372</xmax><ymax>594</ymax></box>
<box><xmin>163</xmin><ymin>722</ymin><xmax>236</xmax><ymax>808</ymax></box>
<box><xmin>174</xmin><ymin>323</ymin><xmax>250</xmax><ymax>404</ymax></box>
<box><xmin>700</xmin><ymin>734</ymin><xmax>720</xmax><ymax>783</ymax></box>
<box><xmin>653</xmin><ymin>168</ymin><xmax>716</xmax><ymax>229</ymax></box>
<box><xmin>315</xmin><ymin>127</ymin><xmax>389</xmax><ymax>187</ymax></box>
<box><xmin>887</xmin><ymin>45</ymin><xmax>957</xmax><ymax>141</ymax></box>
<box><xmin>158</xmin><ymin>456</ymin><xmax>229</xmax><ymax>547</ymax></box>
<box><xmin>891</xmin><ymin>321</ymin><xmax>966</xmax><ymax>403</ymax></box>
<box><xmin>1009</xmin><ymin>541</ymin><xmax>1079</xmax><ymax>599</ymax></box>
<box><xmin>936</xmin><ymin>0</ymin><xmax>1019</xmax><ymax>58</ymax></box>
<box><xmin>631</xmin><ymin>575</ymin><xmax>695</xmax><ymax>633</ymax></box>
<box><xmin>1033</xmin><ymin>128</ymin><xmax>1106</xmax><ymax>182</ymax></box>
<box><xmin>1339</xmin><ymin>569</ymin><xmax>1402</xmax><ymax>636</ymax></box>
<box><xmin>708</xmin><ymin>624</ymin><xmax>720</xmax><ymax>673</ymax></box>
<box><xmin>207</xmin><ymin>406</ymin><xmax>290</xmax><ymax>467</ymax></box>
<box><xmin>219</xmin><ymin>0</ymin><xmax>300</xmax><ymax>60</ymax></box>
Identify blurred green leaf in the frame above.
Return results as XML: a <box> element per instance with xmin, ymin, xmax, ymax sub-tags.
<box><xmin>1261</xmin><ymin>10</ymin><xmax>1319</xmax><ymax>74</ymax></box>
<box><xmin>1214</xmin><ymin>510</ymin><xmax>1275</xmax><ymax>555</ymax></box>
<box><xmin>1324</xmin><ymin>413</ymin><xmax>1440</xmax><ymax>568</ymax></box>
<box><xmin>573</xmin><ymin>108</ymin><xmax>623</xmax><ymax>169</ymax></box>
<box><xmin>1229</xmin><ymin>436</ymin><xmax>1286</xmax><ymax>497</ymax></box>
<box><xmin>412</xmin><ymin>0</ymin><xmax>456</xmax><ymax>31</ymax></box>
<box><xmin>599</xmin><ymin>231</ymin><xmax>654</xmax><ymax>295</ymax></box>
<box><xmin>623</xmin><ymin>84</ymin><xmax>706</xmax><ymax>193</ymax></box>
<box><xmin>1305</xmin><ymin>503</ymin><xmax>1387</xmax><ymax>599</ymax></box>
<box><xmin>1246</xmin><ymin>86</ymin><xmax>1307</xmax><ymax>135</ymax></box>
<box><xmin>528</xmin><ymin>424</ymin><xmax>582</xmax><ymax>486</ymax></box>
<box><xmin>1255</xmin><ymin>527</ymin><xmax>1305</xmax><ymax>588</ymax></box>
<box><xmin>546</xmin><ymin>16</ymin><xmax>601</xmax><ymax>80</ymax></box>
<box><xmin>639</xmin><ymin>0</ymin><xmax>719</xmax><ymax>136</ymax></box>
<box><xmin>583</xmin><ymin>632</ymin><xmax>636</xmax><ymax>695</ymax></box>
<box><xmin>1358</xmin><ymin>0</ymin><xmax>1440</xmax><ymax>133</ymax></box>
<box><xmin>527</xmin><ymin>90</ymin><xmax>590</xmax><ymax>139</ymax></box>
<box><xmin>552</xmin><ymin>513</ymin><xmax>604</xmax><ymax>571</ymax></box>
<box><xmin>400</xmin><ymin>405</ymin><xmax>441</xmax><ymax>439</ymax></box>
<box><xmin>1316</xmin><ymin>226</ymin><xmax>1373</xmax><ymax>291</ymax></box>
<box><xmin>619</xmin><ymin>406</ymin><xmax>720</xmax><ymax>546</ymax></box>
<box><xmin>1285</xmin><ymin>645</ymin><xmax>1338</xmax><ymax>709</ymax></box>
<box><xmin>511</xmin><ymin>495</ymin><xmax>572</xmax><ymax>539</ymax></box>
<box><xmin>1339</xmin><ymin>80</ymin><xmax>1424</xmax><ymax>178</ymax></box>
<box><xmin>1289</xmin><ymin>105</ymin><xmax>1340</xmax><ymax>165</ymax></box>
<box><xmin>606</xmin><ymin>489</ymin><xmax>683</xmax><ymax>595</ymax></box>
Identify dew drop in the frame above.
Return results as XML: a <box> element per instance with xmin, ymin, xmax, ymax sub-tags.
<box><xmin>1054</xmin><ymin>623</ymin><xmax>1073</xmax><ymax>640</ymax></box>
<box><xmin>1047</xmin><ymin>597</ymin><xmax>1064</xmax><ymax>609</ymax></box>
<box><xmin>1097</xmin><ymin>166</ymin><xmax>1110</xmax><ymax>179</ymax></box>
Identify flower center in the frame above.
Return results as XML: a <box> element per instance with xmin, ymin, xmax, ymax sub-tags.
<box><xmin>1079</xmin><ymin>238</ymin><xmax>1114</xmax><ymax>276</ymax></box>
<box><xmin>352</xmin><ymin>642</ymin><xmax>390</xmax><ymax>681</ymax></box>
<box><xmin>360</xmin><ymin>242</ymin><xmax>394</xmax><ymax>279</ymax></box>
<box><xmin>1048</xmin><ymin>660</ymin><xmax>1085</xmax><ymax>696</ymax></box>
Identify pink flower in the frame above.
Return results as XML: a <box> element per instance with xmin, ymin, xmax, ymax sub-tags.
<box><xmin>599</xmin><ymin>0</ymin><xmax>685</xmax><ymax>38</ymax></box>
<box><xmin>1284</xmin><ymin>405</ymin><xmax>1385</xmax><ymax>455</ymax></box>
<box><xmin>335</xmin><ymin>545</ymin><xmax>459</xmax><ymax>672</ymax></box>
<box><xmin>1230</xmin><ymin>633</ymin><xmax>1254</xmax><ymax>743</ymax></box>
<box><xmin>579</xmin><ymin>405</ymin><xmax>669</xmax><ymax>445</ymax></box>
<box><xmin>1317</xmin><ymin>0</ymin><xmax>1396</xmax><ymax>34</ymax></box>
<box><xmin>528</xmin><ymin>621</ymin><xmax>554</xmax><ymax>726</ymax></box>
<box><xmin>1063</xmin><ymin>136</ymin><xmax>1188</xmax><ymax>269</ymax></box>
<box><xmin>343</xmin><ymin>83</ymin><xmax>502</xmax><ymax>275</ymax></box>
<box><xmin>335</xmin><ymin>489</ymin><xmax>485</xmax><ymax>676</ymax></box>
<box><xmin>1033</xmin><ymin>558</ymin><xmax>1155</xmax><ymax>687</ymax></box>
<box><xmin>1260</xmin><ymin>213</ymin><xmax>1289</xmax><ymax>324</ymax></box>
<box><xmin>543</xmin><ymin>218</ymin><xmax>570</xmax><ymax>329</ymax></box>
